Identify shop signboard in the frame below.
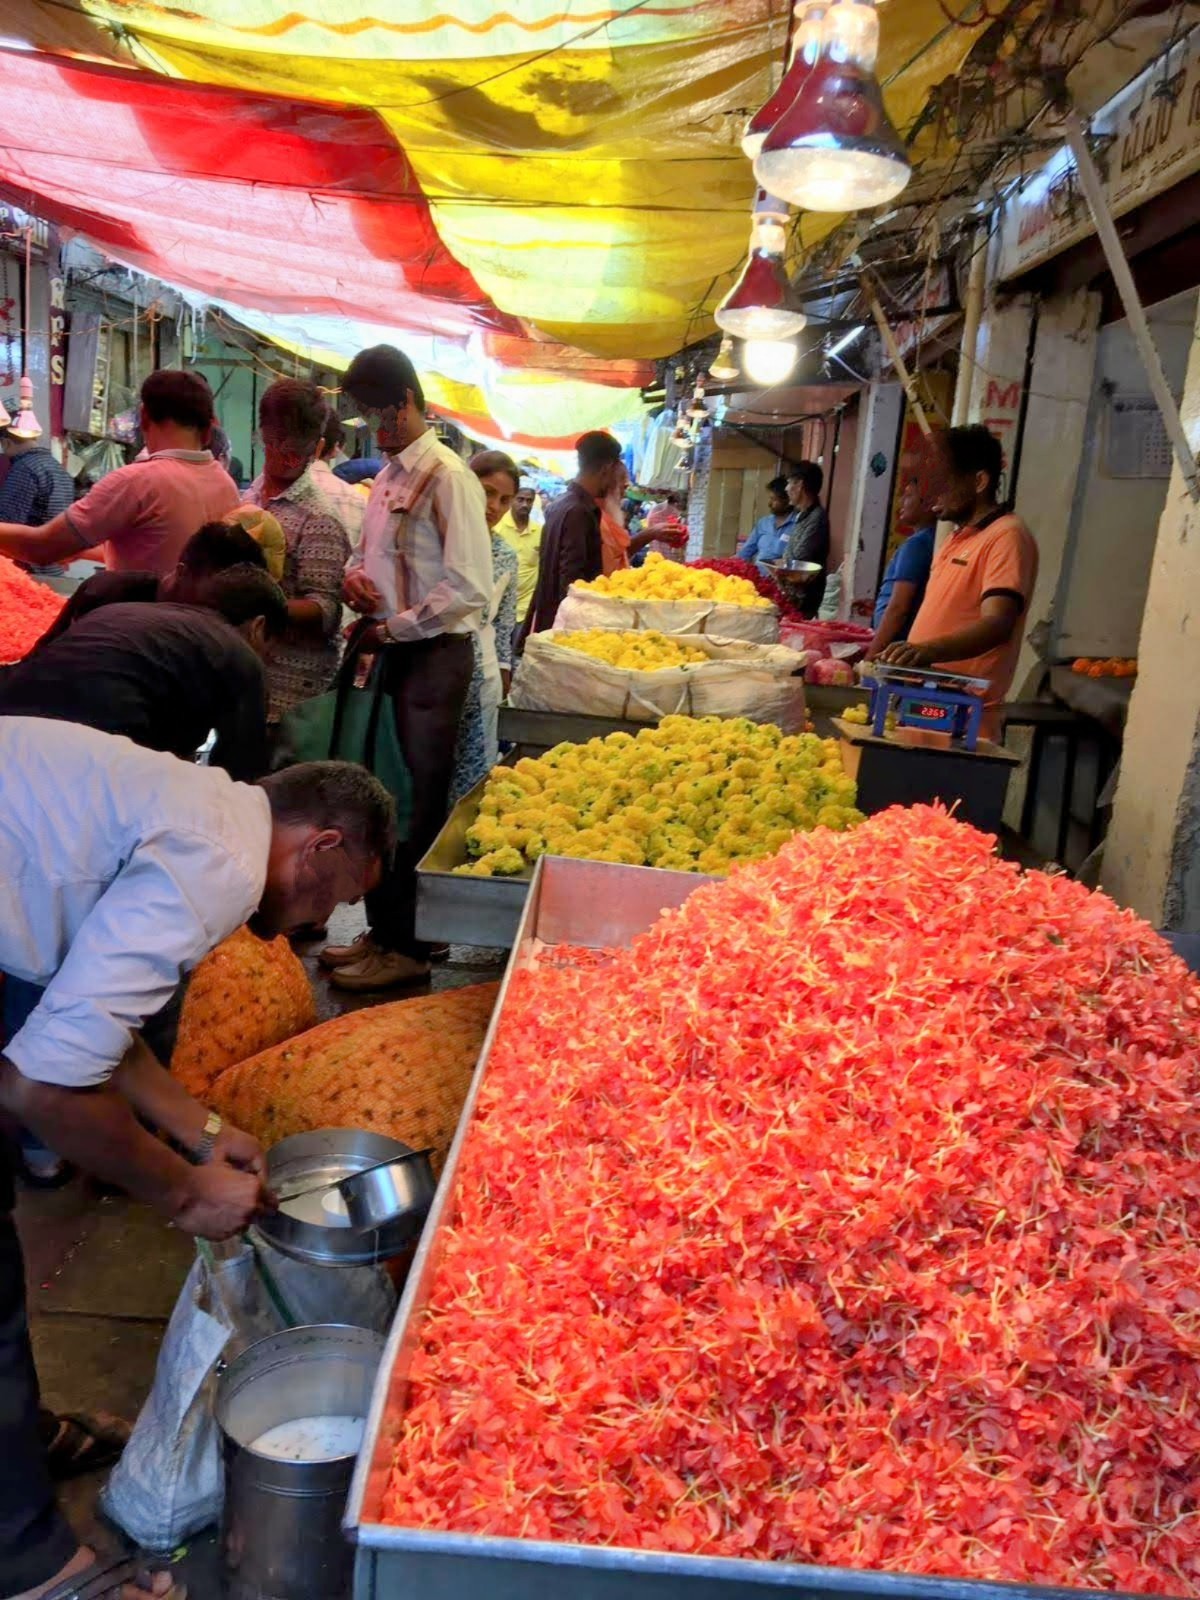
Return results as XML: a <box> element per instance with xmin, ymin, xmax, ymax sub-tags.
<box><xmin>997</xmin><ymin>26</ymin><xmax>1200</xmax><ymax>279</ymax></box>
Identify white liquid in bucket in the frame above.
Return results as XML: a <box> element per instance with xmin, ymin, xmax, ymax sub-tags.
<box><xmin>250</xmin><ymin>1414</ymin><xmax>366</xmax><ymax>1462</ymax></box>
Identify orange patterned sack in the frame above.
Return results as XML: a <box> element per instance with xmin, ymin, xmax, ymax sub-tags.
<box><xmin>172</xmin><ymin>926</ymin><xmax>316</xmax><ymax>1099</ymax></box>
<box><xmin>209</xmin><ymin>982</ymin><xmax>498</xmax><ymax>1171</ymax></box>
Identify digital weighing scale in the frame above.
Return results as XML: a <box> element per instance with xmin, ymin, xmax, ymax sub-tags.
<box><xmin>866</xmin><ymin>663</ymin><xmax>991</xmax><ymax>751</ymax></box>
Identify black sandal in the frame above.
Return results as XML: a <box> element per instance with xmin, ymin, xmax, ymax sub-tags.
<box><xmin>45</xmin><ymin>1412</ymin><xmax>131</xmax><ymax>1481</ymax></box>
<box><xmin>14</xmin><ymin>1147</ymin><xmax>77</xmax><ymax>1190</ymax></box>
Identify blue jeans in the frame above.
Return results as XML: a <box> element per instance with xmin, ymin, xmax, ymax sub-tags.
<box><xmin>1</xmin><ymin>979</ymin><xmax>57</xmax><ymax>1168</ymax></box>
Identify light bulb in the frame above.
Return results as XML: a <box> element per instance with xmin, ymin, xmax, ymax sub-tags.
<box><xmin>8</xmin><ymin>375</ymin><xmax>42</xmax><ymax>441</ymax></box>
<box><xmin>743</xmin><ymin>338</ymin><xmax>798</xmax><ymax>386</ymax></box>
<box><xmin>743</xmin><ymin>1</ymin><xmax>828</xmax><ymax>159</ymax></box>
<box><xmin>754</xmin><ymin>0</ymin><xmax>911</xmax><ymax>213</ymax></box>
<box><xmin>715</xmin><ymin>193</ymin><xmax>807</xmax><ymax>340</ymax></box>
<box><xmin>709</xmin><ymin>337</ymin><xmax>740</xmax><ymax>382</ymax></box>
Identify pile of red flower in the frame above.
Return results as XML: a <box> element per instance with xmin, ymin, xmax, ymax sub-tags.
<box><xmin>691</xmin><ymin>556</ymin><xmax>805</xmax><ymax>621</ymax></box>
<box><xmin>0</xmin><ymin>555</ymin><xmax>64</xmax><ymax>662</ymax></box>
<box><xmin>381</xmin><ymin>807</ymin><xmax>1200</xmax><ymax>1592</ymax></box>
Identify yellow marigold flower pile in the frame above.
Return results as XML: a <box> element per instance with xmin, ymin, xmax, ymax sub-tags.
<box><xmin>579</xmin><ymin>552</ymin><xmax>771</xmax><ymax>607</ymax></box>
<box><xmin>554</xmin><ymin>629</ymin><xmax>708</xmax><ymax>671</ymax></box>
<box><xmin>455</xmin><ymin>715</ymin><xmax>862</xmax><ymax>878</ymax></box>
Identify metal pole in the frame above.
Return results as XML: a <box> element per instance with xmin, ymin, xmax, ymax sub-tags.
<box><xmin>1062</xmin><ymin>108</ymin><xmax>1199</xmax><ymax>502</ymax></box>
<box><xmin>952</xmin><ymin>224</ymin><xmax>987</xmax><ymax>427</ymax></box>
<box><xmin>861</xmin><ymin>275</ymin><xmax>932</xmax><ymax>437</ymax></box>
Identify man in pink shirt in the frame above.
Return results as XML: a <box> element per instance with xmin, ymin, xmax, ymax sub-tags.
<box><xmin>0</xmin><ymin>371</ymin><xmax>238</xmax><ymax>575</ymax></box>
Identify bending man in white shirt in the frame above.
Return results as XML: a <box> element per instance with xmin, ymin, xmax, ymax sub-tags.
<box><xmin>0</xmin><ymin>720</ymin><xmax>394</xmax><ymax>1600</ymax></box>
<box><xmin>324</xmin><ymin>344</ymin><xmax>492</xmax><ymax>992</ymax></box>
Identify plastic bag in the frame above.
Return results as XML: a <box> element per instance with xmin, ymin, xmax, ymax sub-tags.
<box><xmin>554</xmin><ymin>586</ymin><xmax>779</xmax><ymax>645</ymax></box>
<box><xmin>510</xmin><ymin>632</ymin><xmax>807</xmax><ymax>732</ymax></box>
<box><xmin>100</xmin><ymin>1233</ymin><xmax>395</xmax><ymax>1552</ymax></box>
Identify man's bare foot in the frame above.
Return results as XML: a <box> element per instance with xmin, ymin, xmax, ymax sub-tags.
<box><xmin>9</xmin><ymin>1547</ymin><xmax>175</xmax><ymax>1600</ymax></box>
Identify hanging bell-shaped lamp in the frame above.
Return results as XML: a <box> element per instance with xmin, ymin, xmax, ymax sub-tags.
<box><xmin>743</xmin><ymin>338</ymin><xmax>798</xmax><ymax>387</ymax></box>
<box><xmin>714</xmin><ymin>193</ymin><xmax>807</xmax><ymax>342</ymax></box>
<box><xmin>709</xmin><ymin>336</ymin><xmax>740</xmax><ymax>382</ymax></box>
<box><xmin>7</xmin><ymin>376</ymin><xmax>43</xmax><ymax>441</ymax></box>
<box><xmin>742</xmin><ymin>0</ymin><xmax>828</xmax><ymax>160</ymax></box>
<box><xmin>754</xmin><ymin>0</ymin><xmax>911</xmax><ymax>213</ymax></box>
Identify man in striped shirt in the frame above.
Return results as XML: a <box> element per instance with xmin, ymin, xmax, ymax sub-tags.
<box><xmin>322</xmin><ymin>345</ymin><xmax>492</xmax><ymax>992</ymax></box>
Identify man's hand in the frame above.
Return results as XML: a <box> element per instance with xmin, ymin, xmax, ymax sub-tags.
<box><xmin>343</xmin><ymin>569</ymin><xmax>383</xmax><ymax>615</ymax></box>
<box><xmin>212</xmin><ymin>1121</ymin><xmax>267</xmax><ymax>1178</ymax></box>
<box><xmin>878</xmin><ymin>640</ymin><xmax>935</xmax><ymax>668</ymax></box>
<box><xmin>172</xmin><ymin>1163</ymin><xmax>272</xmax><ymax>1240</ymax></box>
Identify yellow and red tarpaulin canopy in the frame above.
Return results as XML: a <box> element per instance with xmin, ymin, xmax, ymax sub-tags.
<box><xmin>1</xmin><ymin>0</ymin><xmax>976</xmax><ymax>445</ymax></box>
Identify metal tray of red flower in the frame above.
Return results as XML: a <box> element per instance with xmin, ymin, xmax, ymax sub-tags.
<box><xmin>346</xmin><ymin>855</ymin><xmax>1143</xmax><ymax>1600</ymax></box>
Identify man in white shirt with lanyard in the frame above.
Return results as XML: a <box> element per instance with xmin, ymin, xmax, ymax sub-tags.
<box><xmin>324</xmin><ymin>345</ymin><xmax>492</xmax><ymax>991</ymax></box>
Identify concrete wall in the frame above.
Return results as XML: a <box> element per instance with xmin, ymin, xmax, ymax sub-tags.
<box><xmin>1102</xmin><ymin>290</ymin><xmax>1200</xmax><ymax>928</ymax></box>
<box><xmin>1053</xmin><ymin>288</ymin><xmax>1196</xmax><ymax>661</ymax></box>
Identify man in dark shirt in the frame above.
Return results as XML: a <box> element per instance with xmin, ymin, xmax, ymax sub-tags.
<box><xmin>783</xmin><ymin>460</ymin><xmax>832</xmax><ymax>619</ymax></box>
<box><xmin>521</xmin><ymin>430</ymin><xmax>624</xmax><ymax>638</ymax></box>
<box><xmin>0</xmin><ymin>432</ymin><xmax>75</xmax><ymax>528</ymax></box>
<box><xmin>0</xmin><ymin>565</ymin><xmax>286</xmax><ymax>780</ymax></box>
<box><xmin>30</xmin><ymin>520</ymin><xmax>267</xmax><ymax>652</ymax></box>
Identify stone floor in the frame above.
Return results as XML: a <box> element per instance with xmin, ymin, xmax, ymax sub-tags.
<box><xmin>16</xmin><ymin>909</ymin><xmax>507</xmax><ymax>1596</ymax></box>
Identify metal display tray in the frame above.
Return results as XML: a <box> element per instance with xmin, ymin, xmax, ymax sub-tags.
<box><xmin>348</xmin><ymin>856</ymin><xmax>1104</xmax><ymax>1600</ymax></box>
<box><xmin>498</xmin><ymin>702</ymin><xmax>650</xmax><ymax>755</ymax></box>
<box><xmin>415</xmin><ymin>771</ymin><xmax>532</xmax><ymax>948</ymax></box>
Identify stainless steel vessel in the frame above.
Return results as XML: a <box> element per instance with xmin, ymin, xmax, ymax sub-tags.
<box><xmin>217</xmin><ymin>1324</ymin><xmax>384</xmax><ymax>1600</ymax></box>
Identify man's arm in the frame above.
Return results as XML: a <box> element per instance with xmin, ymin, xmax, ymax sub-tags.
<box><xmin>210</xmin><ymin>659</ymin><xmax>270</xmax><ymax>781</ymax></box>
<box><xmin>0</xmin><ymin>1056</ymin><xmax>264</xmax><ymax>1238</ymax></box>
<box><xmin>880</xmin><ymin>593</ymin><xmax>1023</xmax><ymax>668</ymax></box>
<box><xmin>555</xmin><ymin>503</ymin><xmax>602</xmax><ymax>592</ymax></box>
<box><xmin>0</xmin><ymin>512</ymin><xmax>85</xmax><ymax>566</ymax></box>
<box><xmin>789</xmin><ymin>507</ymin><xmax>830</xmax><ymax>568</ymax></box>
<box><xmin>112</xmin><ymin>1036</ymin><xmax>266</xmax><ymax>1177</ymax></box>
<box><xmin>867</xmin><ymin>579</ymin><xmax>921</xmax><ymax>660</ymax></box>
<box><xmin>740</xmin><ymin>520</ymin><xmax>763</xmax><ymax>562</ymax></box>
<box><xmin>290</xmin><ymin>510</ymin><xmax>349</xmax><ymax>636</ymax></box>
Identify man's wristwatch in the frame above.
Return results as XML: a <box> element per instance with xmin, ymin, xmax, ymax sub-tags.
<box><xmin>194</xmin><ymin>1111</ymin><xmax>222</xmax><ymax>1166</ymax></box>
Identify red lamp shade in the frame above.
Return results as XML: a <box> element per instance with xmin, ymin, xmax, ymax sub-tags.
<box><xmin>742</xmin><ymin>1</ymin><xmax>828</xmax><ymax>160</ymax></box>
<box><xmin>754</xmin><ymin>0</ymin><xmax>911</xmax><ymax>213</ymax></box>
<box><xmin>714</xmin><ymin>195</ymin><xmax>807</xmax><ymax>341</ymax></box>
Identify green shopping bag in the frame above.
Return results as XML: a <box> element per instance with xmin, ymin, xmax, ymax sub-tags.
<box><xmin>274</xmin><ymin>620</ymin><xmax>413</xmax><ymax>840</ymax></box>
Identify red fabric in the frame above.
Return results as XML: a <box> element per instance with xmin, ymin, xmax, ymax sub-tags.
<box><xmin>0</xmin><ymin>49</ymin><xmax>504</xmax><ymax>338</ymax></box>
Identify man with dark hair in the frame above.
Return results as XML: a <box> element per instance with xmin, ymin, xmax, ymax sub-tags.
<box><xmin>246</xmin><ymin>381</ymin><xmax>352</xmax><ymax>722</ymax></box>
<box><xmin>0</xmin><ymin>427</ymin><xmax>74</xmax><ymax>529</ymax></box>
<box><xmin>740</xmin><ymin>474</ymin><xmax>796</xmax><ymax>573</ymax></box>
<box><xmin>0</xmin><ymin>565</ymin><xmax>286</xmax><ymax>781</ymax></box>
<box><xmin>0</xmin><ymin>721</ymin><xmax>392</xmax><ymax>1598</ymax></box>
<box><xmin>881</xmin><ymin>424</ymin><xmax>1037</xmax><ymax>732</ymax></box>
<box><xmin>0</xmin><ymin>370</ymin><xmax>238</xmax><ymax>574</ymax></box>
<box><xmin>521</xmin><ymin>430</ymin><xmax>624</xmax><ymax>638</ymax></box>
<box><xmin>782</xmin><ymin>460</ymin><xmax>831</xmax><ymax>618</ymax></box>
<box><xmin>28</xmin><ymin>520</ymin><xmax>268</xmax><ymax>652</ymax></box>
<box><xmin>325</xmin><ymin>343</ymin><xmax>491</xmax><ymax>991</ymax></box>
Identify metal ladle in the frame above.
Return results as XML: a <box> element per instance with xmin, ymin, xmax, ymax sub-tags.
<box><xmin>274</xmin><ymin>1149</ymin><xmax>435</xmax><ymax>1230</ymax></box>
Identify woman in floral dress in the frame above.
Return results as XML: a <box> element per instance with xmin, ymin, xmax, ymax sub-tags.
<box><xmin>448</xmin><ymin>452</ymin><xmax>520</xmax><ymax>805</ymax></box>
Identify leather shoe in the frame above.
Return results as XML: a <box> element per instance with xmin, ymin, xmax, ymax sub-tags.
<box><xmin>329</xmin><ymin>949</ymin><xmax>432</xmax><ymax>992</ymax></box>
<box><xmin>319</xmin><ymin>932</ymin><xmax>376</xmax><ymax>968</ymax></box>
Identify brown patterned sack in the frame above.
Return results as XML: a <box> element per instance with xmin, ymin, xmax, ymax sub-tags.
<box><xmin>209</xmin><ymin>982</ymin><xmax>498</xmax><ymax>1171</ymax></box>
<box><xmin>173</xmin><ymin>926</ymin><xmax>316</xmax><ymax>1099</ymax></box>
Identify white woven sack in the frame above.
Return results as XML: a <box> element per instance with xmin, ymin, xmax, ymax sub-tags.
<box><xmin>554</xmin><ymin>585</ymin><xmax>779</xmax><ymax>645</ymax></box>
<box><xmin>100</xmin><ymin>1234</ymin><xmax>395</xmax><ymax>1552</ymax></box>
<box><xmin>510</xmin><ymin>632</ymin><xmax>806</xmax><ymax>731</ymax></box>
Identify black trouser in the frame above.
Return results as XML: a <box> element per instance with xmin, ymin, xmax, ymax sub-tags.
<box><xmin>0</xmin><ymin>1141</ymin><xmax>76</xmax><ymax>1595</ymax></box>
<box><xmin>365</xmin><ymin>633</ymin><xmax>475</xmax><ymax>958</ymax></box>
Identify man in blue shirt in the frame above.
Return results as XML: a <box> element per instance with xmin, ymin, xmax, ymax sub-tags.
<box><xmin>739</xmin><ymin>476</ymin><xmax>796</xmax><ymax>572</ymax></box>
<box><xmin>866</xmin><ymin>452</ymin><xmax>938</xmax><ymax>659</ymax></box>
<box><xmin>0</xmin><ymin>430</ymin><xmax>74</xmax><ymax>528</ymax></box>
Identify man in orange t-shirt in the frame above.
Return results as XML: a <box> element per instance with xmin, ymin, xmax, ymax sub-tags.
<box><xmin>880</xmin><ymin>425</ymin><xmax>1037</xmax><ymax>734</ymax></box>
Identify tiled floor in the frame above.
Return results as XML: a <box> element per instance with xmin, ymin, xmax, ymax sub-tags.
<box><xmin>16</xmin><ymin>925</ymin><xmax>507</xmax><ymax>1595</ymax></box>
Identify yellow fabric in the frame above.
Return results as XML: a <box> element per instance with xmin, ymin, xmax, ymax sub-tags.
<box><xmin>9</xmin><ymin>2</ymin><xmax>978</xmax><ymax>359</ymax></box>
<box><xmin>13</xmin><ymin>0</ymin><xmax>976</xmax><ymax>359</ymax></box>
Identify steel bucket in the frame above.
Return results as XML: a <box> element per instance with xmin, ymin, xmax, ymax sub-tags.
<box><xmin>215</xmin><ymin>1324</ymin><xmax>384</xmax><ymax>1600</ymax></box>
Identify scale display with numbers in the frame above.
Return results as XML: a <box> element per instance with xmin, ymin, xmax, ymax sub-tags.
<box><xmin>867</xmin><ymin>664</ymin><xmax>991</xmax><ymax>752</ymax></box>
